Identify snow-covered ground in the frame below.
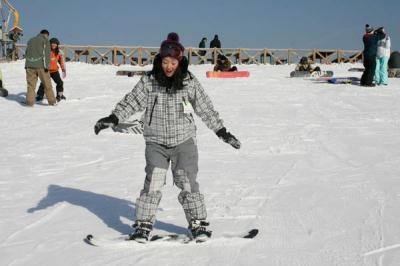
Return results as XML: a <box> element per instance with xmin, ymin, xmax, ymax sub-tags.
<box><xmin>1</xmin><ymin>61</ymin><xmax>400</xmax><ymax>266</ymax></box>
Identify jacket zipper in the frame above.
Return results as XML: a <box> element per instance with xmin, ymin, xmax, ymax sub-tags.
<box><xmin>148</xmin><ymin>95</ymin><xmax>158</xmax><ymax>126</ymax></box>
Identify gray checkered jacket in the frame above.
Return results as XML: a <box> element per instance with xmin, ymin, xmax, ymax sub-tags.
<box><xmin>112</xmin><ymin>72</ymin><xmax>224</xmax><ymax>147</ymax></box>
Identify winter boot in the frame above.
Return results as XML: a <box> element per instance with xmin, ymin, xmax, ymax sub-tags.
<box><xmin>129</xmin><ymin>221</ymin><xmax>153</xmax><ymax>243</ymax></box>
<box><xmin>189</xmin><ymin>219</ymin><xmax>212</xmax><ymax>242</ymax></box>
<box><xmin>56</xmin><ymin>92</ymin><xmax>66</xmax><ymax>102</ymax></box>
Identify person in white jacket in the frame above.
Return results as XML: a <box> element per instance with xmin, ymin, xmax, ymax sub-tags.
<box><xmin>375</xmin><ymin>27</ymin><xmax>391</xmax><ymax>85</ymax></box>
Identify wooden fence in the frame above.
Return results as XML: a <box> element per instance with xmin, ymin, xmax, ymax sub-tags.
<box><xmin>13</xmin><ymin>44</ymin><xmax>363</xmax><ymax>66</ymax></box>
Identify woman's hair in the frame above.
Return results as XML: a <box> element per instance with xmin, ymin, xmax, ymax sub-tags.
<box><xmin>151</xmin><ymin>54</ymin><xmax>189</xmax><ymax>93</ymax></box>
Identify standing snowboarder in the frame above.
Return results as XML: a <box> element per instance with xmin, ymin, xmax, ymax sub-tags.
<box><xmin>94</xmin><ymin>32</ymin><xmax>241</xmax><ymax>243</ymax></box>
<box><xmin>36</xmin><ymin>37</ymin><xmax>67</xmax><ymax>102</ymax></box>
<box><xmin>360</xmin><ymin>24</ymin><xmax>383</xmax><ymax>87</ymax></box>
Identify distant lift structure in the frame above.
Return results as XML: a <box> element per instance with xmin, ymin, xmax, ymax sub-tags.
<box><xmin>0</xmin><ymin>0</ymin><xmax>22</xmax><ymax>61</ymax></box>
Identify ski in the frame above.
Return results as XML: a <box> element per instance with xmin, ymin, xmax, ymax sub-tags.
<box><xmin>84</xmin><ymin>228</ymin><xmax>258</xmax><ymax>247</ymax></box>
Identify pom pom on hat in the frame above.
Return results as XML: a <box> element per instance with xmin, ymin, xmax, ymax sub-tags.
<box><xmin>159</xmin><ymin>32</ymin><xmax>185</xmax><ymax>60</ymax></box>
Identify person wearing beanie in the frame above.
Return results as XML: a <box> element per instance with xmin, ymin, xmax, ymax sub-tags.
<box><xmin>24</xmin><ymin>29</ymin><xmax>57</xmax><ymax>106</ymax></box>
<box><xmin>361</xmin><ymin>24</ymin><xmax>384</xmax><ymax>87</ymax></box>
<box><xmin>94</xmin><ymin>32</ymin><xmax>241</xmax><ymax>243</ymax></box>
<box><xmin>375</xmin><ymin>27</ymin><xmax>391</xmax><ymax>85</ymax></box>
<box><xmin>36</xmin><ymin>37</ymin><xmax>67</xmax><ymax>102</ymax></box>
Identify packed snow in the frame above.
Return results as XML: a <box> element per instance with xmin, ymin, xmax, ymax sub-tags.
<box><xmin>1</xmin><ymin>60</ymin><xmax>400</xmax><ymax>266</ymax></box>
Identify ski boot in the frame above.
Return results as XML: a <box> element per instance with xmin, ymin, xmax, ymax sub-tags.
<box><xmin>129</xmin><ymin>221</ymin><xmax>153</xmax><ymax>243</ymax></box>
<box><xmin>56</xmin><ymin>93</ymin><xmax>66</xmax><ymax>102</ymax></box>
<box><xmin>189</xmin><ymin>219</ymin><xmax>212</xmax><ymax>242</ymax></box>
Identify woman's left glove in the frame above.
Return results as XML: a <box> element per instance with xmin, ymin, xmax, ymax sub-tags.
<box><xmin>216</xmin><ymin>127</ymin><xmax>241</xmax><ymax>149</ymax></box>
<box><xmin>94</xmin><ymin>114</ymin><xmax>119</xmax><ymax>135</ymax></box>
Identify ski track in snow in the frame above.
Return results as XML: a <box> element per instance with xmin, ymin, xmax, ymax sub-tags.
<box><xmin>1</xmin><ymin>61</ymin><xmax>400</xmax><ymax>265</ymax></box>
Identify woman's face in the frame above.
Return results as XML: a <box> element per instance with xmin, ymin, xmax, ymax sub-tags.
<box><xmin>51</xmin><ymin>43</ymin><xmax>58</xmax><ymax>50</ymax></box>
<box><xmin>161</xmin><ymin>57</ymin><xmax>179</xmax><ymax>77</ymax></box>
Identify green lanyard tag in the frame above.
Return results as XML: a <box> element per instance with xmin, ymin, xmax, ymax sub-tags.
<box><xmin>182</xmin><ymin>97</ymin><xmax>193</xmax><ymax>114</ymax></box>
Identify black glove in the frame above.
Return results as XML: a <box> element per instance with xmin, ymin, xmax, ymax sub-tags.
<box><xmin>44</xmin><ymin>69</ymin><xmax>49</xmax><ymax>73</ymax></box>
<box><xmin>94</xmin><ymin>114</ymin><xmax>119</xmax><ymax>135</ymax></box>
<box><xmin>216</xmin><ymin>127</ymin><xmax>241</xmax><ymax>149</ymax></box>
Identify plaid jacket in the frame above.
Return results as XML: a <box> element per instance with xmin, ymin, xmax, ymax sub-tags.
<box><xmin>112</xmin><ymin>72</ymin><xmax>224</xmax><ymax>147</ymax></box>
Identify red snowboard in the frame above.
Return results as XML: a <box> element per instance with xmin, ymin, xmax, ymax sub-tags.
<box><xmin>206</xmin><ymin>71</ymin><xmax>250</xmax><ymax>78</ymax></box>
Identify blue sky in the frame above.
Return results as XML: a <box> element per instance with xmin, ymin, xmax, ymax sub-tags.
<box><xmin>11</xmin><ymin>0</ymin><xmax>400</xmax><ymax>50</ymax></box>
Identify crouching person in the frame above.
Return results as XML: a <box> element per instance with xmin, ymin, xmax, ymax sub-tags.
<box><xmin>94</xmin><ymin>33</ymin><xmax>241</xmax><ymax>243</ymax></box>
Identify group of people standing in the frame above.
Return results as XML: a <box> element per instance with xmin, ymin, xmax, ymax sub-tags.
<box><xmin>24</xmin><ymin>29</ymin><xmax>66</xmax><ymax>106</ymax></box>
<box><xmin>361</xmin><ymin>24</ymin><xmax>391</xmax><ymax>87</ymax></box>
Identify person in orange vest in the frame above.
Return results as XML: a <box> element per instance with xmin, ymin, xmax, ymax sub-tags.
<box><xmin>36</xmin><ymin>37</ymin><xmax>66</xmax><ymax>102</ymax></box>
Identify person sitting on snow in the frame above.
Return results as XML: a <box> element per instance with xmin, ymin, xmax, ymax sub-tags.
<box><xmin>295</xmin><ymin>57</ymin><xmax>321</xmax><ymax>73</ymax></box>
<box><xmin>213</xmin><ymin>54</ymin><xmax>238</xmax><ymax>72</ymax></box>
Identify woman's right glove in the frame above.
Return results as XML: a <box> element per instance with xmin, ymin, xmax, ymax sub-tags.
<box><xmin>216</xmin><ymin>127</ymin><xmax>241</xmax><ymax>149</ymax></box>
<box><xmin>94</xmin><ymin>114</ymin><xmax>119</xmax><ymax>135</ymax></box>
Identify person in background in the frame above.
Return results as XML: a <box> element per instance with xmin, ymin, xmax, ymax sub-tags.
<box><xmin>0</xmin><ymin>68</ymin><xmax>8</xmax><ymax>97</ymax></box>
<box><xmin>24</xmin><ymin>29</ymin><xmax>56</xmax><ymax>106</ymax></box>
<box><xmin>210</xmin><ymin>35</ymin><xmax>221</xmax><ymax>49</ymax></box>
<box><xmin>94</xmin><ymin>32</ymin><xmax>241</xmax><ymax>243</ymax></box>
<box><xmin>214</xmin><ymin>54</ymin><xmax>237</xmax><ymax>72</ymax></box>
<box><xmin>198</xmin><ymin>37</ymin><xmax>207</xmax><ymax>56</ymax></box>
<box><xmin>375</xmin><ymin>27</ymin><xmax>390</xmax><ymax>85</ymax></box>
<box><xmin>388</xmin><ymin>51</ymin><xmax>400</xmax><ymax>77</ymax></box>
<box><xmin>295</xmin><ymin>57</ymin><xmax>321</xmax><ymax>73</ymax></box>
<box><xmin>361</xmin><ymin>24</ymin><xmax>382</xmax><ymax>87</ymax></box>
<box><xmin>36</xmin><ymin>37</ymin><xmax>66</xmax><ymax>102</ymax></box>
<box><xmin>210</xmin><ymin>35</ymin><xmax>221</xmax><ymax>62</ymax></box>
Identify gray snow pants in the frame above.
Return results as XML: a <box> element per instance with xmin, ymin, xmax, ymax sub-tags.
<box><xmin>135</xmin><ymin>138</ymin><xmax>207</xmax><ymax>224</ymax></box>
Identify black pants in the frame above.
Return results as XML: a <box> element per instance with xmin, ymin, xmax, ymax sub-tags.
<box><xmin>361</xmin><ymin>57</ymin><xmax>376</xmax><ymax>86</ymax></box>
<box><xmin>37</xmin><ymin>71</ymin><xmax>63</xmax><ymax>97</ymax></box>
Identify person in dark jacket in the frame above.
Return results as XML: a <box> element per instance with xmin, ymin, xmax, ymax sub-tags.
<box><xmin>388</xmin><ymin>51</ymin><xmax>400</xmax><ymax>77</ymax></box>
<box><xmin>94</xmin><ymin>32</ymin><xmax>241</xmax><ymax>243</ymax></box>
<box><xmin>210</xmin><ymin>35</ymin><xmax>221</xmax><ymax>48</ymax></box>
<box><xmin>360</xmin><ymin>24</ymin><xmax>382</xmax><ymax>87</ymax></box>
<box><xmin>198</xmin><ymin>37</ymin><xmax>207</xmax><ymax>56</ymax></box>
<box><xmin>24</xmin><ymin>29</ymin><xmax>56</xmax><ymax>106</ymax></box>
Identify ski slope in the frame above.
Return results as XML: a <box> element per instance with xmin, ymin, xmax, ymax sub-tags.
<box><xmin>1</xmin><ymin>61</ymin><xmax>400</xmax><ymax>266</ymax></box>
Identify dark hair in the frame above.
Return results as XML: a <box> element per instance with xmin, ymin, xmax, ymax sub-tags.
<box><xmin>40</xmin><ymin>29</ymin><xmax>49</xmax><ymax>35</ymax></box>
<box><xmin>49</xmin><ymin>38</ymin><xmax>60</xmax><ymax>55</ymax></box>
<box><xmin>151</xmin><ymin>54</ymin><xmax>189</xmax><ymax>93</ymax></box>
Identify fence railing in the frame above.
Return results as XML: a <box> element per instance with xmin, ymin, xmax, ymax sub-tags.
<box><xmin>13</xmin><ymin>44</ymin><xmax>363</xmax><ymax>65</ymax></box>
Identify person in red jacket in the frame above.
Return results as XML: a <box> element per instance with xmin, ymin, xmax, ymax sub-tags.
<box><xmin>36</xmin><ymin>37</ymin><xmax>66</xmax><ymax>102</ymax></box>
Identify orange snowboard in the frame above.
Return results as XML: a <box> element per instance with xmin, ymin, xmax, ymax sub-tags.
<box><xmin>206</xmin><ymin>71</ymin><xmax>250</xmax><ymax>78</ymax></box>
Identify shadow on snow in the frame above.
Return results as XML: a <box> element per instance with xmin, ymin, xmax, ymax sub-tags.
<box><xmin>27</xmin><ymin>184</ymin><xmax>187</xmax><ymax>235</ymax></box>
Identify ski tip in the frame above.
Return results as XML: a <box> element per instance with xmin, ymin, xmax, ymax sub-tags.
<box><xmin>86</xmin><ymin>234</ymin><xmax>93</xmax><ymax>240</ymax></box>
<box><xmin>244</xmin><ymin>229</ymin><xmax>259</xmax><ymax>239</ymax></box>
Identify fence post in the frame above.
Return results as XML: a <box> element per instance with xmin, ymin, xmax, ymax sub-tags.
<box><xmin>113</xmin><ymin>47</ymin><xmax>117</xmax><ymax>65</ymax></box>
<box><xmin>138</xmin><ymin>47</ymin><xmax>142</xmax><ymax>65</ymax></box>
<box><xmin>288</xmin><ymin>49</ymin><xmax>291</xmax><ymax>65</ymax></box>
<box><xmin>188</xmin><ymin>48</ymin><xmax>192</xmax><ymax>65</ymax></box>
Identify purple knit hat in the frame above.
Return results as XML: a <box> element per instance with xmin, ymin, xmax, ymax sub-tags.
<box><xmin>159</xmin><ymin>32</ymin><xmax>185</xmax><ymax>60</ymax></box>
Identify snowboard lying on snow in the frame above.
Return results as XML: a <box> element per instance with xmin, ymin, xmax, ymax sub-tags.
<box><xmin>290</xmin><ymin>70</ymin><xmax>333</xmax><ymax>78</ymax></box>
<box><xmin>327</xmin><ymin>77</ymin><xmax>360</xmax><ymax>84</ymax></box>
<box><xmin>206</xmin><ymin>71</ymin><xmax>250</xmax><ymax>78</ymax></box>
<box><xmin>112</xmin><ymin>119</ymin><xmax>144</xmax><ymax>134</ymax></box>
<box><xmin>116</xmin><ymin>70</ymin><xmax>149</xmax><ymax>77</ymax></box>
<box><xmin>348</xmin><ymin>67</ymin><xmax>364</xmax><ymax>72</ymax></box>
<box><xmin>0</xmin><ymin>87</ymin><xmax>8</xmax><ymax>97</ymax></box>
<box><xmin>84</xmin><ymin>229</ymin><xmax>258</xmax><ymax>247</ymax></box>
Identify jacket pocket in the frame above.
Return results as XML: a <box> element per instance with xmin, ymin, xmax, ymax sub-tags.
<box><xmin>148</xmin><ymin>95</ymin><xmax>158</xmax><ymax>126</ymax></box>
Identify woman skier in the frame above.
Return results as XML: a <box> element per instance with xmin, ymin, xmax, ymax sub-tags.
<box><xmin>94</xmin><ymin>32</ymin><xmax>241</xmax><ymax>243</ymax></box>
